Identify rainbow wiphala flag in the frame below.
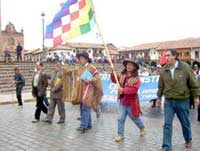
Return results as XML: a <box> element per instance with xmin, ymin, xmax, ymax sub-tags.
<box><xmin>45</xmin><ymin>0</ymin><xmax>94</xmax><ymax>46</ymax></box>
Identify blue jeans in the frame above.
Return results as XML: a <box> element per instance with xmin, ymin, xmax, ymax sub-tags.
<box><xmin>80</xmin><ymin>103</ymin><xmax>92</xmax><ymax>128</ymax></box>
<box><xmin>162</xmin><ymin>99</ymin><xmax>192</xmax><ymax>151</ymax></box>
<box><xmin>118</xmin><ymin>101</ymin><xmax>145</xmax><ymax>136</ymax></box>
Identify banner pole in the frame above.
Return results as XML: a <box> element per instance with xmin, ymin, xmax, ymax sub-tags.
<box><xmin>90</xmin><ymin>0</ymin><xmax>120</xmax><ymax>87</ymax></box>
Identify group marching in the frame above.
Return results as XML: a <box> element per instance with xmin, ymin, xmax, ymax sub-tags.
<box><xmin>22</xmin><ymin>49</ymin><xmax>199</xmax><ymax>151</ymax></box>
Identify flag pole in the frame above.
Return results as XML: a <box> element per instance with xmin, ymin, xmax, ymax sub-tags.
<box><xmin>90</xmin><ymin>0</ymin><xmax>120</xmax><ymax>87</ymax></box>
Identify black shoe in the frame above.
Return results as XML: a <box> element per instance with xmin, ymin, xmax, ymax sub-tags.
<box><xmin>76</xmin><ymin>127</ymin><xmax>87</xmax><ymax>133</ymax></box>
<box><xmin>57</xmin><ymin>120</ymin><xmax>65</xmax><ymax>124</ymax></box>
<box><xmin>77</xmin><ymin>117</ymin><xmax>81</xmax><ymax>120</ymax></box>
<box><xmin>42</xmin><ymin>119</ymin><xmax>52</xmax><ymax>124</ymax></box>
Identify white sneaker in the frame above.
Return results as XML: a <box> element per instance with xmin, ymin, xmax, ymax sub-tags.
<box><xmin>32</xmin><ymin>119</ymin><xmax>40</xmax><ymax>123</ymax></box>
<box><xmin>140</xmin><ymin>128</ymin><xmax>145</xmax><ymax>137</ymax></box>
<box><xmin>17</xmin><ymin>105</ymin><xmax>23</xmax><ymax>108</ymax></box>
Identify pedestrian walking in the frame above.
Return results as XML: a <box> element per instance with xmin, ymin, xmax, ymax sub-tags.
<box><xmin>32</xmin><ymin>62</ymin><xmax>48</xmax><ymax>123</ymax></box>
<box><xmin>111</xmin><ymin>59</ymin><xmax>145</xmax><ymax>142</ymax></box>
<box><xmin>43</xmin><ymin>62</ymin><xmax>65</xmax><ymax>124</ymax></box>
<box><xmin>157</xmin><ymin>49</ymin><xmax>200</xmax><ymax>151</ymax></box>
<box><xmin>62</xmin><ymin>51</ymin><xmax>103</xmax><ymax>133</ymax></box>
<box><xmin>13</xmin><ymin>67</ymin><xmax>25</xmax><ymax>107</ymax></box>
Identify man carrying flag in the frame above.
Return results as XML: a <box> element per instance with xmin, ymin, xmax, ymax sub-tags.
<box><xmin>45</xmin><ymin>0</ymin><xmax>103</xmax><ymax>133</ymax></box>
<box><xmin>62</xmin><ymin>51</ymin><xmax>103</xmax><ymax>133</ymax></box>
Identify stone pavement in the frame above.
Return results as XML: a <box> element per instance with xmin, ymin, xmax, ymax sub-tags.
<box><xmin>0</xmin><ymin>92</ymin><xmax>34</xmax><ymax>104</ymax></box>
<box><xmin>0</xmin><ymin>102</ymin><xmax>199</xmax><ymax>151</ymax></box>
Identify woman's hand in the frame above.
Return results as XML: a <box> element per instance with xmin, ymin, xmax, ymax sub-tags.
<box><xmin>118</xmin><ymin>87</ymin><xmax>123</xmax><ymax>95</ymax></box>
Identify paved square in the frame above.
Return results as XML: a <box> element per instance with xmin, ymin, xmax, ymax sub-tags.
<box><xmin>0</xmin><ymin>102</ymin><xmax>199</xmax><ymax>151</ymax></box>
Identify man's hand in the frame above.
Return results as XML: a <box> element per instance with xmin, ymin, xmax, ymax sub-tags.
<box><xmin>194</xmin><ymin>97</ymin><xmax>199</xmax><ymax>106</ymax></box>
<box><xmin>156</xmin><ymin>99</ymin><xmax>162</xmax><ymax>108</ymax></box>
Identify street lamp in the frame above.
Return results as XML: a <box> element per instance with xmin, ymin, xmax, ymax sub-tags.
<box><xmin>41</xmin><ymin>12</ymin><xmax>45</xmax><ymax>58</ymax></box>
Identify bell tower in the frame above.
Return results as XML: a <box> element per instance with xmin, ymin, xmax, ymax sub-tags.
<box><xmin>0</xmin><ymin>0</ymin><xmax>2</xmax><ymax>55</ymax></box>
<box><xmin>0</xmin><ymin>0</ymin><xmax>1</xmax><ymax>33</ymax></box>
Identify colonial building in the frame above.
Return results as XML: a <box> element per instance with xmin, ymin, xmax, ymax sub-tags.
<box><xmin>156</xmin><ymin>38</ymin><xmax>200</xmax><ymax>61</ymax></box>
<box><xmin>119</xmin><ymin>42</ymin><xmax>160</xmax><ymax>62</ymax></box>
<box><xmin>24</xmin><ymin>42</ymin><xmax>119</xmax><ymax>62</ymax></box>
<box><xmin>119</xmin><ymin>38</ymin><xmax>200</xmax><ymax>63</ymax></box>
<box><xmin>0</xmin><ymin>22</ymin><xmax>24</xmax><ymax>61</ymax></box>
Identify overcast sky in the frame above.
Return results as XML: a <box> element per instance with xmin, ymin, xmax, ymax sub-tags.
<box><xmin>2</xmin><ymin>0</ymin><xmax>200</xmax><ymax>49</ymax></box>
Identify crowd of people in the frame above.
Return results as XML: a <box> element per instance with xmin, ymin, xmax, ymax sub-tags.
<box><xmin>12</xmin><ymin>49</ymin><xmax>200</xmax><ymax>151</ymax></box>
<box><xmin>46</xmin><ymin>51</ymin><xmax>121</xmax><ymax>65</ymax></box>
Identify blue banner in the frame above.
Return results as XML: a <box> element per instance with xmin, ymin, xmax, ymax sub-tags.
<box><xmin>139</xmin><ymin>76</ymin><xmax>159</xmax><ymax>101</ymax></box>
<box><xmin>99</xmin><ymin>73</ymin><xmax>159</xmax><ymax>103</ymax></box>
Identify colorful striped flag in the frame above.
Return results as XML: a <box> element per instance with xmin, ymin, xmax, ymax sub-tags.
<box><xmin>45</xmin><ymin>0</ymin><xmax>95</xmax><ymax>46</ymax></box>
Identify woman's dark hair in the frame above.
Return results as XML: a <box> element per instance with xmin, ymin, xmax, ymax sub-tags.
<box><xmin>121</xmin><ymin>68</ymin><xmax>138</xmax><ymax>77</ymax></box>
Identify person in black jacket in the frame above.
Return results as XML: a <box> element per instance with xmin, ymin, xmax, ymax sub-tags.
<box><xmin>16</xmin><ymin>43</ymin><xmax>23</xmax><ymax>61</ymax></box>
<box><xmin>13</xmin><ymin>67</ymin><xmax>25</xmax><ymax>107</ymax></box>
<box><xmin>32</xmin><ymin>62</ymin><xmax>48</xmax><ymax>123</ymax></box>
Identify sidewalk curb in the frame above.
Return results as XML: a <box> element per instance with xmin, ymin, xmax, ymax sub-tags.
<box><xmin>0</xmin><ymin>99</ymin><xmax>35</xmax><ymax>105</ymax></box>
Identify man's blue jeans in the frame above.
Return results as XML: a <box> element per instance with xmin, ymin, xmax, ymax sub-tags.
<box><xmin>162</xmin><ymin>99</ymin><xmax>192</xmax><ymax>151</ymax></box>
<box><xmin>80</xmin><ymin>103</ymin><xmax>92</xmax><ymax>128</ymax></box>
<box><xmin>118</xmin><ymin>101</ymin><xmax>144</xmax><ymax>136</ymax></box>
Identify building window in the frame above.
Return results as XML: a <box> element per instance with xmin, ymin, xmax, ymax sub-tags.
<box><xmin>144</xmin><ymin>52</ymin><xmax>149</xmax><ymax>57</ymax></box>
<box><xmin>195</xmin><ymin>51</ymin><xmax>199</xmax><ymax>58</ymax></box>
<box><xmin>184</xmin><ymin>52</ymin><xmax>190</xmax><ymax>57</ymax></box>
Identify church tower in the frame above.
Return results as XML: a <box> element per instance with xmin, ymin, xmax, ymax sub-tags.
<box><xmin>0</xmin><ymin>0</ymin><xmax>1</xmax><ymax>33</ymax></box>
<box><xmin>0</xmin><ymin>0</ymin><xmax>24</xmax><ymax>60</ymax></box>
<box><xmin>0</xmin><ymin>0</ymin><xmax>2</xmax><ymax>58</ymax></box>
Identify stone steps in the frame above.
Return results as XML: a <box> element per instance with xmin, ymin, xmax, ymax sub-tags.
<box><xmin>0</xmin><ymin>62</ymin><xmax>54</xmax><ymax>94</ymax></box>
<box><xmin>0</xmin><ymin>62</ymin><xmax>123</xmax><ymax>94</ymax></box>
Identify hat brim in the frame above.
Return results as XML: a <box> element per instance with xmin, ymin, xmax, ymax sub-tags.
<box><xmin>123</xmin><ymin>60</ymin><xmax>139</xmax><ymax>70</ymax></box>
<box><xmin>77</xmin><ymin>54</ymin><xmax>92</xmax><ymax>63</ymax></box>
